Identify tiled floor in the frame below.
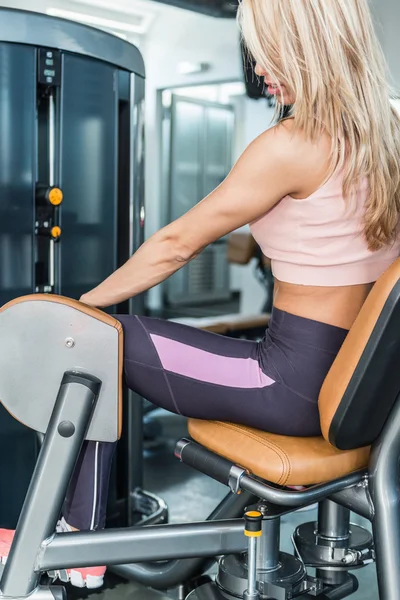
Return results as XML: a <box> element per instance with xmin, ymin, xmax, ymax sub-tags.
<box><xmin>71</xmin><ymin>410</ymin><xmax>379</xmax><ymax>600</ymax></box>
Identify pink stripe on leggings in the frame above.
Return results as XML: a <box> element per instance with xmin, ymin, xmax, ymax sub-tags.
<box><xmin>150</xmin><ymin>334</ymin><xmax>274</xmax><ymax>389</ymax></box>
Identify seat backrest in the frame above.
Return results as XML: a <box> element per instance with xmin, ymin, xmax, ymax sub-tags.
<box><xmin>0</xmin><ymin>295</ymin><xmax>123</xmax><ymax>442</ymax></box>
<box><xmin>319</xmin><ymin>258</ymin><xmax>400</xmax><ymax>450</ymax></box>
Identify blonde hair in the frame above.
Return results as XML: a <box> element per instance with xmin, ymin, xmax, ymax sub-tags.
<box><xmin>238</xmin><ymin>0</ymin><xmax>400</xmax><ymax>250</ymax></box>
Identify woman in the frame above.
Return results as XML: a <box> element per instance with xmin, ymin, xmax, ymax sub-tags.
<box><xmin>2</xmin><ymin>0</ymin><xmax>400</xmax><ymax>588</ymax></box>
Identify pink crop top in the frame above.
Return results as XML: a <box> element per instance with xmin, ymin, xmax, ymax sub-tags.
<box><xmin>250</xmin><ymin>171</ymin><xmax>400</xmax><ymax>286</ymax></box>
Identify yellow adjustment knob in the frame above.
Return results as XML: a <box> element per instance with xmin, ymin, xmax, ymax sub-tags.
<box><xmin>244</xmin><ymin>510</ymin><xmax>263</xmax><ymax>538</ymax></box>
<box><xmin>48</xmin><ymin>187</ymin><xmax>63</xmax><ymax>206</ymax></box>
<box><xmin>51</xmin><ymin>226</ymin><xmax>61</xmax><ymax>239</ymax></box>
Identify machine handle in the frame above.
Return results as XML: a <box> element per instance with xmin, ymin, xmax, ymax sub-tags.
<box><xmin>175</xmin><ymin>439</ymin><xmax>234</xmax><ymax>486</ymax></box>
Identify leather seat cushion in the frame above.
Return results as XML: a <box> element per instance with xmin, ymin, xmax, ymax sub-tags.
<box><xmin>188</xmin><ymin>419</ymin><xmax>370</xmax><ymax>486</ymax></box>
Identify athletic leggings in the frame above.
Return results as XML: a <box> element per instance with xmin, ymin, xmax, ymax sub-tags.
<box><xmin>63</xmin><ymin>308</ymin><xmax>348</xmax><ymax>530</ymax></box>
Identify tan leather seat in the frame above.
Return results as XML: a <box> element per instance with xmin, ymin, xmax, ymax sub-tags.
<box><xmin>188</xmin><ymin>419</ymin><xmax>370</xmax><ymax>486</ymax></box>
<box><xmin>188</xmin><ymin>260</ymin><xmax>400</xmax><ymax>487</ymax></box>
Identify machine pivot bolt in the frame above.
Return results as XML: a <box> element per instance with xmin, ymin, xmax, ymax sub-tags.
<box><xmin>58</xmin><ymin>421</ymin><xmax>75</xmax><ymax>438</ymax></box>
<box><xmin>342</xmin><ymin>550</ymin><xmax>359</xmax><ymax>565</ymax></box>
<box><xmin>65</xmin><ymin>338</ymin><xmax>75</xmax><ymax>348</ymax></box>
<box><xmin>256</xmin><ymin>503</ymin><xmax>269</xmax><ymax>515</ymax></box>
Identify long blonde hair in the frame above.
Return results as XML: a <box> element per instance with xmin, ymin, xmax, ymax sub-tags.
<box><xmin>238</xmin><ymin>0</ymin><xmax>400</xmax><ymax>250</ymax></box>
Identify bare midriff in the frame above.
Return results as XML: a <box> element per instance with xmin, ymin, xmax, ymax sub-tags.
<box><xmin>273</xmin><ymin>279</ymin><xmax>373</xmax><ymax>330</ymax></box>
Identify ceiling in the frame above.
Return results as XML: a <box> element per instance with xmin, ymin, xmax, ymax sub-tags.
<box><xmin>148</xmin><ymin>0</ymin><xmax>238</xmax><ymax>18</ymax></box>
<box><xmin>47</xmin><ymin>0</ymin><xmax>238</xmax><ymax>41</ymax></box>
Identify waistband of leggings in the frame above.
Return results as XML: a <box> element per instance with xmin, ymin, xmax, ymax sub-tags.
<box><xmin>268</xmin><ymin>307</ymin><xmax>349</xmax><ymax>352</ymax></box>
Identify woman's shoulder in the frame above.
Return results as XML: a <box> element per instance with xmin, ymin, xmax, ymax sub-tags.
<box><xmin>253</xmin><ymin>119</ymin><xmax>333</xmax><ymax>195</ymax></box>
<box><xmin>256</xmin><ymin>118</ymin><xmax>331</xmax><ymax>155</ymax></box>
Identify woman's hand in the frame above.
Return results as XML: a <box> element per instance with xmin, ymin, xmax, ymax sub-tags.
<box><xmin>79</xmin><ymin>292</ymin><xmax>103</xmax><ymax>308</ymax></box>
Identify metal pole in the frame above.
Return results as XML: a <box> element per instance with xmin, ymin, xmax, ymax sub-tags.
<box><xmin>243</xmin><ymin>511</ymin><xmax>262</xmax><ymax>600</ymax></box>
<box><xmin>239</xmin><ymin>470</ymin><xmax>364</xmax><ymax>507</ymax></box>
<box><xmin>0</xmin><ymin>372</ymin><xmax>100</xmax><ymax>597</ymax></box>
<box><xmin>125</xmin><ymin>74</ymin><xmax>146</xmax><ymax>524</ymax></box>
<box><xmin>247</xmin><ymin>538</ymin><xmax>257</xmax><ymax>596</ymax></box>
<box><xmin>38</xmin><ymin>519</ymin><xmax>247</xmax><ymax>571</ymax></box>
<box><xmin>317</xmin><ymin>500</ymin><xmax>350</xmax><ymax>540</ymax></box>
<box><xmin>369</xmin><ymin>398</ymin><xmax>400</xmax><ymax>600</ymax></box>
<box><xmin>126</xmin><ymin>390</ymin><xmax>143</xmax><ymax>524</ymax></box>
<box><xmin>329</xmin><ymin>482</ymin><xmax>374</xmax><ymax>521</ymax></box>
<box><xmin>256</xmin><ymin>518</ymin><xmax>280</xmax><ymax>571</ymax></box>
<box><xmin>48</xmin><ymin>89</ymin><xmax>56</xmax><ymax>290</ymax></box>
<box><xmin>110</xmin><ymin>491</ymin><xmax>257</xmax><ymax>590</ymax></box>
<box><xmin>49</xmin><ymin>90</ymin><xmax>56</xmax><ymax>187</ymax></box>
<box><xmin>316</xmin><ymin>500</ymin><xmax>350</xmax><ymax>586</ymax></box>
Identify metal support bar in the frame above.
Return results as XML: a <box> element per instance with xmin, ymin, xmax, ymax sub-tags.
<box><xmin>243</xmin><ymin>511</ymin><xmax>262</xmax><ymax>600</ymax></box>
<box><xmin>316</xmin><ymin>501</ymin><xmax>350</xmax><ymax>586</ymax></box>
<box><xmin>317</xmin><ymin>500</ymin><xmax>350</xmax><ymax>540</ymax></box>
<box><xmin>0</xmin><ymin>372</ymin><xmax>100</xmax><ymax>597</ymax></box>
<box><xmin>257</xmin><ymin>517</ymin><xmax>280</xmax><ymax>571</ymax></box>
<box><xmin>111</xmin><ymin>491</ymin><xmax>256</xmax><ymax>590</ymax></box>
<box><xmin>329</xmin><ymin>482</ymin><xmax>374</xmax><ymax>521</ymax></box>
<box><xmin>48</xmin><ymin>88</ymin><xmax>57</xmax><ymax>291</ymax></box>
<box><xmin>239</xmin><ymin>471</ymin><xmax>365</xmax><ymax>507</ymax></box>
<box><xmin>38</xmin><ymin>520</ymin><xmax>247</xmax><ymax>572</ymax></box>
<box><xmin>369</xmin><ymin>398</ymin><xmax>400</xmax><ymax>600</ymax></box>
<box><xmin>48</xmin><ymin>90</ymin><xmax>56</xmax><ymax>187</ymax></box>
<box><xmin>245</xmin><ymin>537</ymin><xmax>258</xmax><ymax>600</ymax></box>
<box><xmin>177</xmin><ymin>439</ymin><xmax>366</xmax><ymax>507</ymax></box>
<box><xmin>122</xmin><ymin>390</ymin><xmax>144</xmax><ymax>525</ymax></box>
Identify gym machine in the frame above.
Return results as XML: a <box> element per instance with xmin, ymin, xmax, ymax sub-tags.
<box><xmin>1</xmin><ymin>257</ymin><xmax>400</xmax><ymax>600</ymax></box>
<box><xmin>0</xmin><ymin>7</ymin><xmax>163</xmax><ymax>529</ymax></box>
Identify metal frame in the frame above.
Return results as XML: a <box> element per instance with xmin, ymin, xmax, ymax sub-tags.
<box><xmin>369</xmin><ymin>397</ymin><xmax>400</xmax><ymax>600</ymax></box>
<box><xmin>1</xmin><ymin>372</ymin><xmax>101</xmax><ymax>597</ymax></box>
<box><xmin>164</xmin><ymin>94</ymin><xmax>234</xmax><ymax>307</ymax></box>
<box><xmin>176</xmin><ymin>438</ymin><xmax>367</xmax><ymax>509</ymax></box>
<box><xmin>0</xmin><ymin>8</ymin><xmax>145</xmax><ymax>76</ymax></box>
<box><xmin>38</xmin><ymin>520</ymin><xmax>247</xmax><ymax>571</ymax></box>
<box><xmin>0</xmin><ymin>375</ymin><xmax>252</xmax><ymax>597</ymax></box>
<box><xmin>2</xmin><ymin>373</ymin><xmax>400</xmax><ymax>600</ymax></box>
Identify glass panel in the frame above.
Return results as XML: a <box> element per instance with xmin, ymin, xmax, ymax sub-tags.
<box><xmin>167</xmin><ymin>98</ymin><xmax>234</xmax><ymax>306</ymax></box>
<box><xmin>0</xmin><ymin>43</ymin><xmax>37</xmax><ymax>528</ymax></box>
<box><xmin>0</xmin><ymin>43</ymin><xmax>35</xmax><ymax>304</ymax></box>
<box><xmin>169</xmin><ymin>99</ymin><xmax>203</xmax><ymax>220</ymax></box>
<box><xmin>60</xmin><ymin>54</ymin><xmax>117</xmax><ymax>300</ymax></box>
<box><xmin>203</xmin><ymin>106</ymin><xmax>234</xmax><ymax>196</ymax></box>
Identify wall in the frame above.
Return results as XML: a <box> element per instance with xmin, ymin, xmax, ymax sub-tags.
<box><xmin>371</xmin><ymin>0</ymin><xmax>400</xmax><ymax>91</ymax></box>
<box><xmin>142</xmin><ymin>6</ymin><xmax>243</xmax><ymax>308</ymax></box>
<box><xmin>229</xmin><ymin>98</ymin><xmax>275</xmax><ymax>314</ymax></box>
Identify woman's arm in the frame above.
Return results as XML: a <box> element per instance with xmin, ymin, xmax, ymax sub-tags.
<box><xmin>80</xmin><ymin>122</ymin><xmax>305</xmax><ymax>307</ymax></box>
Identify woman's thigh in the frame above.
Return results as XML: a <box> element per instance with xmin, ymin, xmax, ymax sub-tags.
<box><xmin>116</xmin><ymin>315</ymin><xmax>320</xmax><ymax>436</ymax></box>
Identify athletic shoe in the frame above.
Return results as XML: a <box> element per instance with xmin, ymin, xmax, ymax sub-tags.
<box><xmin>0</xmin><ymin>518</ymin><xmax>106</xmax><ymax>589</ymax></box>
